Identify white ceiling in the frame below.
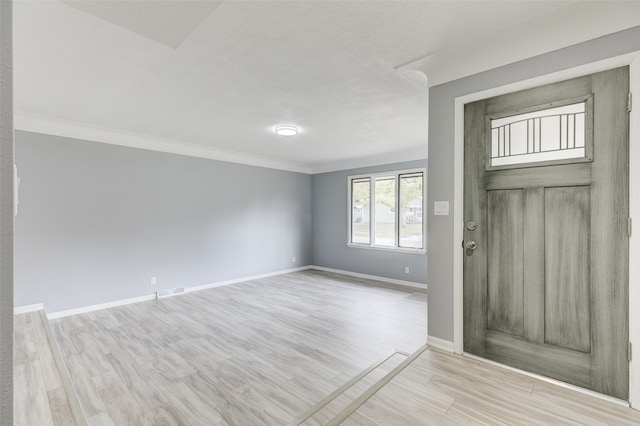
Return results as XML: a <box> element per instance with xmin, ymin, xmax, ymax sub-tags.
<box><xmin>13</xmin><ymin>1</ymin><xmax>640</xmax><ymax>173</ymax></box>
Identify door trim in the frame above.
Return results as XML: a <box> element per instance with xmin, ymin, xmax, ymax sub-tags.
<box><xmin>452</xmin><ymin>50</ymin><xmax>640</xmax><ymax>407</ymax></box>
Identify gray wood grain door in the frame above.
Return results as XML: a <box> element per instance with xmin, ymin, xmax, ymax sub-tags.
<box><xmin>463</xmin><ymin>67</ymin><xmax>629</xmax><ymax>399</ymax></box>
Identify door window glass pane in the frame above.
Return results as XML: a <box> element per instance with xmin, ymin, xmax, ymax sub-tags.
<box><xmin>351</xmin><ymin>178</ymin><xmax>370</xmax><ymax>244</ymax></box>
<box><xmin>399</xmin><ymin>173</ymin><xmax>423</xmax><ymax>249</ymax></box>
<box><xmin>490</xmin><ymin>102</ymin><xmax>586</xmax><ymax>167</ymax></box>
<box><xmin>374</xmin><ymin>177</ymin><xmax>396</xmax><ymax>247</ymax></box>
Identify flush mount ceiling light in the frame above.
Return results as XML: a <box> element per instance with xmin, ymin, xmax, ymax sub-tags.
<box><xmin>275</xmin><ymin>125</ymin><xmax>298</xmax><ymax>136</ymax></box>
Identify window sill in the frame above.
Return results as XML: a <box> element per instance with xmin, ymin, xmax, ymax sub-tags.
<box><xmin>346</xmin><ymin>243</ymin><xmax>427</xmax><ymax>255</ymax></box>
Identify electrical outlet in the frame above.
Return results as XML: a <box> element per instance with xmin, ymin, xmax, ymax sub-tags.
<box><xmin>292</xmin><ymin>256</ymin><xmax>296</xmax><ymax>263</ymax></box>
<box><xmin>150</xmin><ymin>276</ymin><xmax>157</xmax><ymax>286</ymax></box>
<box><xmin>405</xmin><ymin>267</ymin><xmax>410</xmax><ymax>274</ymax></box>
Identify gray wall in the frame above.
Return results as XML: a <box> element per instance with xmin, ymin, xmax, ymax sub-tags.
<box><xmin>14</xmin><ymin>131</ymin><xmax>312</xmax><ymax>313</ymax></box>
<box><xmin>0</xmin><ymin>0</ymin><xmax>13</xmax><ymax>423</ymax></box>
<box><xmin>312</xmin><ymin>160</ymin><xmax>428</xmax><ymax>284</ymax></box>
<box><xmin>427</xmin><ymin>25</ymin><xmax>640</xmax><ymax>341</ymax></box>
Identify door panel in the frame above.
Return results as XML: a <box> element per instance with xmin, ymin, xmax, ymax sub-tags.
<box><xmin>523</xmin><ymin>187</ymin><xmax>545</xmax><ymax>344</ymax></box>
<box><xmin>544</xmin><ymin>186</ymin><xmax>591</xmax><ymax>353</ymax></box>
<box><xmin>487</xmin><ymin>189</ymin><xmax>524</xmax><ymax>337</ymax></box>
<box><xmin>485</xmin><ymin>330</ymin><xmax>592</xmax><ymax>389</ymax></box>
<box><xmin>463</xmin><ymin>67</ymin><xmax>629</xmax><ymax>399</ymax></box>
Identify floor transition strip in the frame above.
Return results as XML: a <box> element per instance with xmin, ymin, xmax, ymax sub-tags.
<box><xmin>293</xmin><ymin>344</ymin><xmax>429</xmax><ymax>426</ymax></box>
<box><xmin>40</xmin><ymin>310</ymin><xmax>88</xmax><ymax>426</ymax></box>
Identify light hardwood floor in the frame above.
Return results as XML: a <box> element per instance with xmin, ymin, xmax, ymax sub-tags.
<box><xmin>345</xmin><ymin>348</ymin><xmax>640</xmax><ymax>425</ymax></box>
<box><xmin>14</xmin><ymin>311</ymin><xmax>77</xmax><ymax>426</ymax></box>
<box><xmin>21</xmin><ymin>269</ymin><xmax>640</xmax><ymax>425</ymax></box>
<box><xmin>298</xmin><ymin>351</ymin><xmax>409</xmax><ymax>425</ymax></box>
<box><xmin>50</xmin><ymin>270</ymin><xmax>427</xmax><ymax>425</ymax></box>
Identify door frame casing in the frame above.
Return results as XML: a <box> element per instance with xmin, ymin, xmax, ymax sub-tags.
<box><xmin>452</xmin><ymin>51</ymin><xmax>640</xmax><ymax>407</ymax></box>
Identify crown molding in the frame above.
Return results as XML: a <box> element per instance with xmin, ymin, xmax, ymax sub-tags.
<box><xmin>15</xmin><ymin>111</ymin><xmax>428</xmax><ymax>175</ymax></box>
<box><xmin>14</xmin><ymin>111</ymin><xmax>313</xmax><ymax>174</ymax></box>
<box><xmin>310</xmin><ymin>148</ymin><xmax>427</xmax><ymax>174</ymax></box>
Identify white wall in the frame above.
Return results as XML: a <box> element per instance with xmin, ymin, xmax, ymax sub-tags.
<box><xmin>14</xmin><ymin>131</ymin><xmax>312</xmax><ymax>313</ymax></box>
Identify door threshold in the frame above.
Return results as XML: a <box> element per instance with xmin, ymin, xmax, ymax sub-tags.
<box><xmin>462</xmin><ymin>352</ymin><xmax>631</xmax><ymax>408</ymax></box>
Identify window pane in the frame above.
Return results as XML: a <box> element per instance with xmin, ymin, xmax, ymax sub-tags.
<box><xmin>351</xmin><ymin>178</ymin><xmax>370</xmax><ymax>244</ymax></box>
<box><xmin>490</xmin><ymin>102</ymin><xmax>586</xmax><ymax>167</ymax></box>
<box><xmin>399</xmin><ymin>173</ymin><xmax>423</xmax><ymax>249</ymax></box>
<box><xmin>374</xmin><ymin>177</ymin><xmax>396</xmax><ymax>247</ymax></box>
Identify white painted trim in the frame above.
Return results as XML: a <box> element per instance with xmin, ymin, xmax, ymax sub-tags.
<box><xmin>44</xmin><ymin>265</ymin><xmax>425</xmax><ymax>320</ymax></box>
<box><xmin>629</xmin><ymin>53</ymin><xmax>640</xmax><ymax>410</ymax></box>
<box><xmin>46</xmin><ymin>294</ymin><xmax>157</xmax><ymax>319</ymax></box>
<box><xmin>310</xmin><ymin>265</ymin><xmax>428</xmax><ymax>291</ymax></box>
<box><xmin>310</xmin><ymin>151</ymin><xmax>428</xmax><ymax>175</ymax></box>
<box><xmin>14</xmin><ymin>112</ymin><xmax>313</xmax><ymax>174</ymax></box>
<box><xmin>452</xmin><ymin>50</ymin><xmax>640</xmax><ymax>406</ymax></box>
<box><xmin>453</xmin><ymin>90</ymin><xmax>465</xmax><ymax>354</ymax></box>
<box><xmin>346</xmin><ymin>167</ymin><xmax>427</xmax><ymax>254</ymax></box>
<box><xmin>186</xmin><ymin>266</ymin><xmax>311</xmax><ymax>293</ymax></box>
<box><xmin>463</xmin><ymin>352</ymin><xmax>630</xmax><ymax>408</ymax></box>
<box><xmin>15</xmin><ymin>111</ymin><xmax>428</xmax><ymax>175</ymax></box>
<box><xmin>346</xmin><ymin>244</ymin><xmax>426</xmax><ymax>255</ymax></box>
<box><xmin>46</xmin><ymin>266</ymin><xmax>313</xmax><ymax>319</ymax></box>
<box><xmin>13</xmin><ymin>303</ymin><xmax>44</xmax><ymax>314</ymax></box>
<box><xmin>427</xmin><ymin>335</ymin><xmax>454</xmax><ymax>353</ymax></box>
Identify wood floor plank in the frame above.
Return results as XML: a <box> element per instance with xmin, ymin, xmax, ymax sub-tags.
<box><xmin>67</xmin><ymin>373</ymin><xmax>108</xmax><ymax>418</ymax></box>
<box><xmin>231</xmin><ymin>384</ymin><xmax>295</xmax><ymax>425</ymax></box>
<box><xmin>86</xmin><ymin>411</ymin><xmax>116</xmax><ymax>426</ymax></box>
<box><xmin>48</xmin><ymin>386</ymin><xmax>77</xmax><ymax>426</ymax></box>
<box><xmin>140</xmin><ymin>402</ymin><xmax>189</xmax><ymax>426</ymax></box>
<box><xmin>183</xmin><ymin>371</ymin><xmax>268</xmax><ymax>426</ymax></box>
<box><xmin>106</xmin><ymin>350</ymin><xmax>168</xmax><ymax>411</ymax></box>
<box><xmin>160</xmin><ymin>381</ymin><xmax>224</xmax><ymax>425</ymax></box>
<box><xmin>14</xmin><ymin>313</ymin><xmax>39</xmax><ymax>365</ymax></box>
<box><xmin>341</xmin><ymin>411</ymin><xmax>384</xmax><ymax>426</ymax></box>
<box><xmin>14</xmin><ymin>360</ymin><xmax>55</xmax><ymax>426</ymax></box>
<box><xmin>93</xmin><ymin>371</ymin><xmax>146</xmax><ymax>426</ymax></box>
<box><xmin>36</xmin><ymin>338</ymin><xmax>63</xmax><ymax>392</ymax></box>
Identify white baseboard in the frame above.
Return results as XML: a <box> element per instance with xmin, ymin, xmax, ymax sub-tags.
<box><xmin>47</xmin><ymin>294</ymin><xmax>157</xmax><ymax>319</ymax></box>
<box><xmin>187</xmin><ymin>266</ymin><xmax>312</xmax><ymax>293</ymax></box>
<box><xmin>14</xmin><ymin>303</ymin><xmax>44</xmax><ymax>314</ymax></box>
<box><xmin>309</xmin><ymin>265</ymin><xmax>428</xmax><ymax>290</ymax></box>
<box><xmin>46</xmin><ymin>266</ymin><xmax>313</xmax><ymax>319</ymax></box>
<box><xmin>44</xmin><ymin>265</ymin><xmax>424</xmax><ymax>320</ymax></box>
<box><xmin>427</xmin><ymin>335</ymin><xmax>454</xmax><ymax>352</ymax></box>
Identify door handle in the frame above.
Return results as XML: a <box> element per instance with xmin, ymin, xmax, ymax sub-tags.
<box><xmin>465</xmin><ymin>241</ymin><xmax>478</xmax><ymax>250</ymax></box>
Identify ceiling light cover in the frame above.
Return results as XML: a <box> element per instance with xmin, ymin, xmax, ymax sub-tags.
<box><xmin>275</xmin><ymin>125</ymin><xmax>298</xmax><ymax>136</ymax></box>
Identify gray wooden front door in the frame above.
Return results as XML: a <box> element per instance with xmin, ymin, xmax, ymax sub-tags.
<box><xmin>463</xmin><ymin>67</ymin><xmax>629</xmax><ymax>399</ymax></box>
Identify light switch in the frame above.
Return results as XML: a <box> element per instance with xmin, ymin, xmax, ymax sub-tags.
<box><xmin>434</xmin><ymin>201</ymin><xmax>450</xmax><ymax>216</ymax></box>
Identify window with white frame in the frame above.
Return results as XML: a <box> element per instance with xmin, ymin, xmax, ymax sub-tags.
<box><xmin>348</xmin><ymin>169</ymin><xmax>425</xmax><ymax>252</ymax></box>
